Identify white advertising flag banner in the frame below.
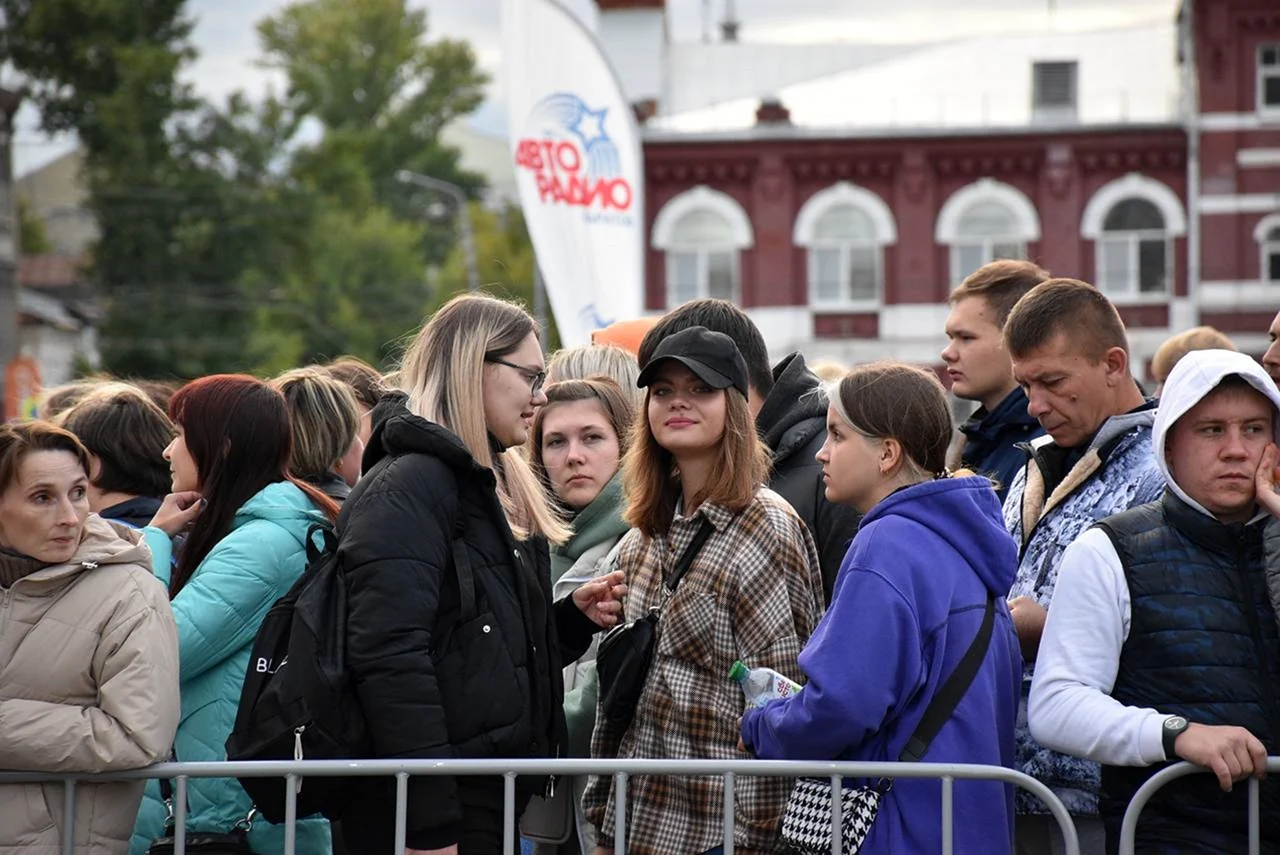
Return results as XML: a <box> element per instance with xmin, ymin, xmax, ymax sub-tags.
<box><xmin>502</xmin><ymin>0</ymin><xmax>645</xmax><ymax>347</ymax></box>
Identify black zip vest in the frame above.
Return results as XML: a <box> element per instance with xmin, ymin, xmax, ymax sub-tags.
<box><xmin>1095</xmin><ymin>492</ymin><xmax>1280</xmax><ymax>854</ymax></box>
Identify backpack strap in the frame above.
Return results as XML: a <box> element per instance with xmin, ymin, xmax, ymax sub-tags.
<box><xmin>305</xmin><ymin>523</ymin><xmax>337</xmax><ymax>567</ymax></box>
<box><xmin>898</xmin><ymin>595</ymin><xmax>996</xmax><ymax>762</ymax></box>
<box><xmin>451</xmin><ymin>518</ymin><xmax>478</xmax><ymax>624</ymax></box>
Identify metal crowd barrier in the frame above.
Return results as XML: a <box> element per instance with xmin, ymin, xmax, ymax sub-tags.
<box><xmin>0</xmin><ymin>757</ymin><xmax>1078</xmax><ymax>855</ymax></box>
<box><xmin>1117</xmin><ymin>757</ymin><xmax>1280</xmax><ymax>855</ymax></box>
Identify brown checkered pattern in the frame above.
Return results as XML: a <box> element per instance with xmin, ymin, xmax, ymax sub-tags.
<box><xmin>583</xmin><ymin>488</ymin><xmax>825</xmax><ymax>854</ymax></box>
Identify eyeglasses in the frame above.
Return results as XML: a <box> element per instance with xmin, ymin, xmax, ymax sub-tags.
<box><xmin>486</xmin><ymin>357</ymin><xmax>547</xmax><ymax>395</ymax></box>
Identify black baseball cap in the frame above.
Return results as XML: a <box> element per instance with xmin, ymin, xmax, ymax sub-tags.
<box><xmin>636</xmin><ymin>326</ymin><xmax>750</xmax><ymax>399</ymax></box>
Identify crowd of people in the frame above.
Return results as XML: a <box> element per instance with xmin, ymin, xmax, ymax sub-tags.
<box><xmin>0</xmin><ymin>262</ymin><xmax>1278</xmax><ymax>855</ymax></box>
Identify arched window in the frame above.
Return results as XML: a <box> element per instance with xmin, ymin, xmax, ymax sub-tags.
<box><xmin>936</xmin><ymin>179</ymin><xmax>1040</xmax><ymax>283</ymax></box>
<box><xmin>794</xmin><ymin>182</ymin><xmax>896</xmax><ymax>306</ymax></box>
<box><xmin>1082</xmin><ymin>174</ymin><xmax>1186</xmax><ymax>297</ymax></box>
<box><xmin>1256</xmin><ymin>213</ymin><xmax>1280</xmax><ymax>285</ymax></box>
<box><xmin>652</xmin><ymin>186</ymin><xmax>753</xmax><ymax>307</ymax></box>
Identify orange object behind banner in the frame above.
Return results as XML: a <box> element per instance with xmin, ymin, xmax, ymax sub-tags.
<box><xmin>590</xmin><ymin>317</ymin><xmax>658</xmax><ymax>357</ymax></box>
<box><xmin>4</xmin><ymin>357</ymin><xmax>41</xmax><ymax>421</ymax></box>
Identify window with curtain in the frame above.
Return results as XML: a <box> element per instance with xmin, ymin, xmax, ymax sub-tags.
<box><xmin>664</xmin><ymin>208</ymin><xmax>740</xmax><ymax>306</ymax></box>
<box><xmin>807</xmin><ymin>204</ymin><xmax>882</xmax><ymax>305</ymax></box>
<box><xmin>949</xmin><ymin>200</ymin><xmax>1026</xmax><ymax>282</ymax></box>
<box><xmin>1263</xmin><ymin>223</ymin><xmax>1280</xmax><ymax>285</ymax></box>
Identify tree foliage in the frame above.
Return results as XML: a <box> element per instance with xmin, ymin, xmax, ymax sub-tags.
<box><xmin>1</xmin><ymin>0</ymin><xmax>508</xmax><ymax>378</ymax></box>
<box><xmin>16</xmin><ymin>197</ymin><xmax>51</xmax><ymax>254</ymax></box>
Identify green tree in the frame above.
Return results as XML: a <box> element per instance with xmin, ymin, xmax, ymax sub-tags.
<box><xmin>428</xmin><ymin>202</ymin><xmax>560</xmax><ymax>348</ymax></box>
<box><xmin>16</xmin><ymin>197</ymin><xmax>51</xmax><ymax>254</ymax></box>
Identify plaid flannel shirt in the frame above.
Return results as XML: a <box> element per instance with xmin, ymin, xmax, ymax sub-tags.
<box><xmin>584</xmin><ymin>487</ymin><xmax>824</xmax><ymax>854</ymax></box>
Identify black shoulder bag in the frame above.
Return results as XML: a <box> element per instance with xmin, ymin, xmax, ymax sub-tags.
<box><xmin>148</xmin><ymin>753</ymin><xmax>256</xmax><ymax>854</ymax></box>
<box><xmin>780</xmin><ymin>595</ymin><xmax>998</xmax><ymax>855</ymax></box>
<box><xmin>596</xmin><ymin>518</ymin><xmax>715</xmax><ymax>726</ymax></box>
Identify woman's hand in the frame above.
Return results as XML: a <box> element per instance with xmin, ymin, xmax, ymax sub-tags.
<box><xmin>148</xmin><ymin>491</ymin><xmax>205</xmax><ymax>536</ymax></box>
<box><xmin>1255</xmin><ymin>444</ymin><xmax>1280</xmax><ymax>520</ymax></box>
<box><xmin>573</xmin><ymin>570</ymin><xmax>627</xmax><ymax>628</ymax></box>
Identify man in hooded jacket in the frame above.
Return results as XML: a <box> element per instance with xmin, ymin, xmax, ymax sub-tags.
<box><xmin>1029</xmin><ymin>349</ymin><xmax>1280</xmax><ymax>854</ymax></box>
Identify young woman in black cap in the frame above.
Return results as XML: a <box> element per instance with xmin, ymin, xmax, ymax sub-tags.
<box><xmin>582</xmin><ymin>326</ymin><xmax>825</xmax><ymax>855</ymax></box>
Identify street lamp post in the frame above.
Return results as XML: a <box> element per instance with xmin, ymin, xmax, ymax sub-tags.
<box><xmin>395</xmin><ymin>169</ymin><xmax>480</xmax><ymax>293</ymax></box>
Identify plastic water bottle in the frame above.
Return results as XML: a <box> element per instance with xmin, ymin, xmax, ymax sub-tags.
<box><xmin>729</xmin><ymin>660</ymin><xmax>803</xmax><ymax>708</ymax></box>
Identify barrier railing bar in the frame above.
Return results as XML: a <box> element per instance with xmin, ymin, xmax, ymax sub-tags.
<box><xmin>942</xmin><ymin>775</ymin><xmax>954</xmax><ymax>855</ymax></box>
<box><xmin>394</xmin><ymin>772</ymin><xmax>409</xmax><ymax>855</ymax></box>
<box><xmin>1249</xmin><ymin>776</ymin><xmax>1259</xmax><ymax>855</ymax></box>
<box><xmin>1118</xmin><ymin>758</ymin><xmax>1280</xmax><ymax>855</ymax></box>
<box><xmin>3</xmin><ymin>757</ymin><xmax>1088</xmax><ymax>855</ymax></box>
<box><xmin>175</xmin><ymin>775</ymin><xmax>188</xmax><ymax>855</ymax></box>
<box><xmin>503</xmin><ymin>772</ymin><xmax>517</xmax><ymax>855</ymax></box>
<box><xmin>284</xmin><ymin>773</ymin><xmax>298</xmax><ymax>855</ymax></box>
<box><xmin>62</xmin><ymin>779</ymin><xmax>76</xmax><ymax>855</ymax></box>
<box><xmin>614</xmin><ymin>771</ymin><xmax>627</xmax><ymax>855</ymax></box>
<box><xmin>722</xmin><ymin>770</ymin><xmax>735</xmax><ymax>855</ymax></box>
<box><xmin>829</xmin><ymin>775</ymin><xmax>841</xmax><ymax>855</ymax></box>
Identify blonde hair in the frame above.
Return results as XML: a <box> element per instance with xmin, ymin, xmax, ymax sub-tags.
<box><xmin>546</xmin><ymin>345</ymin><xmax>643</xmax><ymax>409</ymax></box>
<box><xmin>623</xmin><ymin>385</ymin><xmax>770</xmax><ymax>537</ymax></box>
<box><xmin>270</xmin><ymin>368</ymin><xmax>361</xmax><ymax>482</ymax></box>
<box><xmin>399</xmin><ymin>294</ymin><xmax>571</xmax><ymax>544</ymax></box>
<box><xmin>1151</xmin><ymin>326</ymin><xmax>1237</xmax><ymax>385</ymax></box>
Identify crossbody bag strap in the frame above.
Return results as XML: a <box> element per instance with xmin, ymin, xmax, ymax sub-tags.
<box><xmin>898</xmin><ymin>594</ymin><xmax>996</xmax><ymax>763</ymax></box>
<box><xmin>663</xmin><ymin>518</ymin><xmax>716</xmax><ymax>593</ymax></box>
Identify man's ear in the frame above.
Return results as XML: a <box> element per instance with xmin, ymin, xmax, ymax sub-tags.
<box><xmin>1103</xmin><ymin>345</ymin><xmax>1130</xmax><ymax>386</ymax></box>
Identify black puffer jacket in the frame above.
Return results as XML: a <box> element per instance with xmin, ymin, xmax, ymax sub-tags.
<box><xmin>338</xmin><ymin>394</ymin><xmax>597</xmax><ymax>849</ymax></box>
<box><xmin>756</xmin><ymin>353</ymin><xmax>862</xmax><ymax>604</ymax></box>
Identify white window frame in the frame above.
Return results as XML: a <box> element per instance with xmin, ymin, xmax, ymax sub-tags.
<box><xmin>1259</xmin><ymin>43</ymin><xmax>1280</xmax><ymax>115</ymax></box>
<box><xmin>794</xmin><ymin>182</ymin><xmax>897</xmax><ymax>309</ymax></box>
<box><xmin>1095</xmin><ymin>226</ymin><xmax>1173</xmax><ymax>297</ymax></box>
<box><xmin>664</xmin><ymin>246</ymin><xmax>741</xmax><ymax>305</ymax></box>
<box><xmin>935</xmin><ymin>178</ymin><xmax>1041</xmax><ymax>284</ymax></box>
<box><xmin>652</xmin><ymin>185</ymin><xmax>753</xmax><ymax>309</ymax></box>
<box><xmin>1081</xmin><ymin>173</ymin><xmax>1187</xmax><ymax>302</ymax></box>
<box><xmin>1255</xmin><ymin>213</ymin><xmax>1280</xmax><ymax>285</ymax></box>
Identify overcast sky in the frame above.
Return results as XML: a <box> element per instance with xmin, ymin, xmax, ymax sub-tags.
<box><xmin>10</xmin><ymin>0</ymin><xmax>1175</xmax><ymax>176</ymax></box>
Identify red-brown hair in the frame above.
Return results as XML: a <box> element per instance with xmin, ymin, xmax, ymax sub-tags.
<box><xmin>167</xmin><ymin>375</ymin><xmax>339</xmax><ymax>597</ymax></box>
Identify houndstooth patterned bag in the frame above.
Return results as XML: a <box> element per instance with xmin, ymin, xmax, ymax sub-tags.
<box><xmin>780</xmin><ymin>778</ymin><xmax>886</xmax><ymax>854</ymax></box>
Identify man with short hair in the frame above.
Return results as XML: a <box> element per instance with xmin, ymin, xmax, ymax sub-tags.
<box><xmin>1029</xmin><ymin>349</ymin><xmax>1280</xmax><ymax>854</ymax></box>
<box><xmin>943</xmin><ymin>259</ymin><xmax>1049</xmax><ymax>500</ymax></box>
<box><xmin>1001</xmin><ymin>279</ymin><xmax>1167</xmax><ymax>854</ymax></box>
<box><xmin>1263</xmin><ymin>310</ymin><xmax>1280</xmax><ymax>388</ymax></box>
<box><xmin>1150</xmin><ymin>326</ymin><xmax>1237</xmax><ymax>395</ymax></box>
<box><xmin>638</xmin><ymin>300</ymin><xmax>860</xmax><ymax>604</ymax></box>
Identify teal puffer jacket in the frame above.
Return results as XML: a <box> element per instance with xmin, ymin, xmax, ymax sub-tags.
<box><xmin>130</xmin><ymin>481</ymin><xmax>333</xmax><ymax>854</ymax></box>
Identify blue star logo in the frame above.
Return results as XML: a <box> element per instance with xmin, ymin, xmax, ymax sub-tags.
<box><xmin>570</xmin><ymin>106</ymin><xmax>610</xmax><ymax>150</ymax></box>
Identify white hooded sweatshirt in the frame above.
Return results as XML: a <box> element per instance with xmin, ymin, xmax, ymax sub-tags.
<box><xmin>1028</xmin><ymin>349</ymin><xmax>1280</xmax><ymax>767</ymax></box>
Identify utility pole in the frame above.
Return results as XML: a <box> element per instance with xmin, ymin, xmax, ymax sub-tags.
<box><xmin>395</xmin><ymin>169</ymin><xmax>480</xmax><ymax>293</ymax></box>
<box><xmin>0</xmin><ymin>88</ymin><xmax>23</xmax><ymax>415</ymax></box>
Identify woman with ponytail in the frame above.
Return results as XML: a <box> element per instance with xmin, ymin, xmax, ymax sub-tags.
<box><xmin>130</xmin><ymin>375</ymin><xmax>338</xmax><ymax>855</ymax></box>
<box><xmin>740</xmin><ymin>361</ymin><xmax>1023</xmax><ymax>855</ymax></box>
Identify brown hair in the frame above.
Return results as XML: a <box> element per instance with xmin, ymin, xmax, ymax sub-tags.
<box><xmin>622</xmin><ymin>383</ymin><xmax>770</xmax><ymax>537</ymax></box>
<box><xmin>1003</xmin><ymin>278</ymin><xmax>1129</xmax><ymax>362</ymax></box>
<box><xmin>325</xmin><ymin>356</ymin><xmax>387</xmax><ymax>411</ymax></box>
<box><xmin>0</xmin><ymin>421</ymin><xmax>91</xmax><ymax>494</ymax></box>
<box><xmin>830</xmin><ymin>362</ymin><xmax>953</xmax><ymax>480</ymax></box>
<box><xmin>60</xmin><ymin>383</ymin><xmax>175</xmax><ymax>500</ymax></box>
<box><xmin>949</xmin><ymin>259</ymin><xmax>1051</xmax><ymax>328</ymax></box>
<box><xmin>40</xmin><ymin>379</ymin><xmax>107</xmax><ymax>423</ymax></box>
<box><xmin>1152</xmin><ymin>327</ymin><xmax>1238</xmax><ymax>384</ymax></box>
<box><xmin>529</xmin><ymin>377</ymin><xmax>637</xmax><ymax>485</ymax></box>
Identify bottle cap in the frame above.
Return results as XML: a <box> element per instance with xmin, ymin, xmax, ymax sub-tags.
<box><xmin>728</xmin><ymin>660</ymin><xmax>747</xmax><ymax>683</ymax></box>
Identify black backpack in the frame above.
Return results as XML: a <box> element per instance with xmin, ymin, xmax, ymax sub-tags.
<box><xmin>224</xmin><ymin>522</ymin><xmax>369</xmax><ymax>823</ymax></box>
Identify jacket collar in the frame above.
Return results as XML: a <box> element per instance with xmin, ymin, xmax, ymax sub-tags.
<box><xmin>1162</xmin><ymin>489</ymin><xmax>1264</xmax><ymax>557</ymax></box>
<box><xmin>559</xmin><ymin>473</ymin><xmax>629</xmax><ymax>562</ymax></box>
<box><xmin>757</xmin><ymin>353</ymin><xmax>827</xmax><ymax>462</ymax></box>
<box><xmin>960</xmin><ymin>387</ymin><xmax>1039</xmax><ymax>443</ymax></box>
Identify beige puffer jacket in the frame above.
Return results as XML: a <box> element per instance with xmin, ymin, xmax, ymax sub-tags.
<box><xmin>0</xmin><ymin>515</ymin><xmax>180</xmax><ymax>855</ymax></box>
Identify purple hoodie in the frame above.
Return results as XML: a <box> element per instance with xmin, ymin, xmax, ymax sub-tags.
<box><xmin>741</xmin><ymin>476</ymin><xmax>1022</xmax><ymax>855</ymax></box>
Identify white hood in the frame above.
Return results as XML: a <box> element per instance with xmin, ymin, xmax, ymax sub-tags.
<box><xmin>1152</xmin><ymin>349</ymin><xmax>1280</xmax><ymax>518</ymax></box>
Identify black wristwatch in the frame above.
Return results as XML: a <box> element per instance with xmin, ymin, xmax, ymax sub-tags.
<box><xmin>1162</xmin><ymin>715</ymin><xmax>1189</xmax><ymax>761</ymax></box>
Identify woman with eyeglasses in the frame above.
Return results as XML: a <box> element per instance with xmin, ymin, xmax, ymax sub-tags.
<box><xmin>332</xmin><ymin>293</ymin><xmax>627</xmax><ymax>855</ymax></box>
